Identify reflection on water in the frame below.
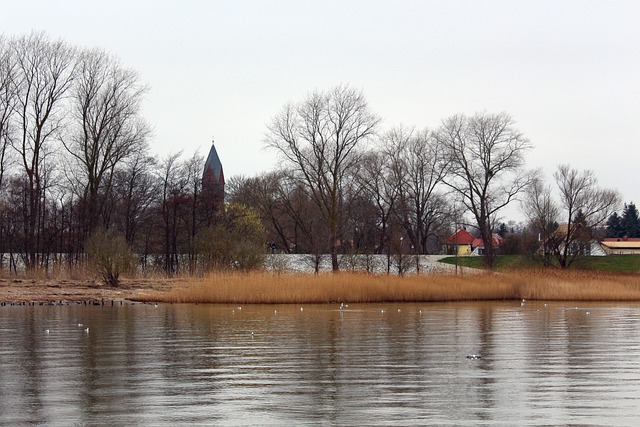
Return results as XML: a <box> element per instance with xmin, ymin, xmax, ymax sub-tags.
<box><xmin>1</xmin><ymin>300</ymin><xmax>640</xmax><ymax>425</ymax></box>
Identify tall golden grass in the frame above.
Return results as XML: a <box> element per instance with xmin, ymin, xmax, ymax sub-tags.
<box><xmin>138</xmin><ymin>269</ymin><xmax>640</xmax><ymax>304</ymax></box>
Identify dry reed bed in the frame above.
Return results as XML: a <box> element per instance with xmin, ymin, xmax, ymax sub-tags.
<box><xmin>138</xmin><ymin>270</ymin><xmax>640</xmax><ymax>304</ymax></box>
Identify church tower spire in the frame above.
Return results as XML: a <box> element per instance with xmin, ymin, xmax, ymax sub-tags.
<box><xmin>202</xmin><ymin>140</ymin><xmax>225</xmax><ymax>214</ymax></box>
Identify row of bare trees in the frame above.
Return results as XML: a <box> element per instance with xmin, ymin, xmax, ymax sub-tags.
<box><xmin>0</xmin><ymin>33</ymin><xmax>622</xmax><ymax>274</ymax></box>
<box><xmin>0</xmin><ymin>33</ymin><xmax>250</xmax><ymax>275</ymax></box>
<box><xmin>224</xmin><ymin>86</ymin><xmax>535</xmax><ymax>270</ymax></box>
<box><xmin>231</xmin><ymin>86</ymin><xmax>620</xmax><ymax>271</ymax></box>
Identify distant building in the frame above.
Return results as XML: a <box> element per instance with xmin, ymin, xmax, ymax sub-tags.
<box><xmin>202</xmin><ymin>141</ymin><xmax>225</xmax><ymax>215</ymax></box>
<box><xmin>538</xmin><ymin>224</ymin><xmax>607</xmax><ymax>257</ymax></box>
<box><xmin>446</xmin><ymin>229</ymin><xmax>475</xmax><ymax>255</ymax></box>
<box><xmin>600</xmin><ymin>237</ymin><xmax>640</xmax><ymax>255</ymax></box>
<box><xmin>470</xmin><ymin>235</ymin><xmax>504</xmax><ymax>256</ymax></box>
<box><xmin>445</xmin><ymin>228</ymin><xmax>503</xmax><ymax>256</ymax></box>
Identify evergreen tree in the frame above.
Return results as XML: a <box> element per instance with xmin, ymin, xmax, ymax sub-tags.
<box><xmin>621</xmin><ymin>202</ymin><xmax>640</xmax><ymax>238</ymax></box>
<box><xmin>606</xmin><ymin>212</ymin><xmax>623</xmax><ymax>238</ymax></box>
<box><xmin>498</xmin><ymin>222</ymin><xmax>508</xmax><ymax>237</ymax></box>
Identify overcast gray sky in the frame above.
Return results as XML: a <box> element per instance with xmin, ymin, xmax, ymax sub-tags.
<box><xmin>2</xmin><ymin>0</ymin><xmax>639</xmax><ymax>220</ymax></box>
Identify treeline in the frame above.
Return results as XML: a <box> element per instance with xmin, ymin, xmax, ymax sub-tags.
<box><xmin>0</xmin><ymin>33</ymin><xmax>265</xmax><ymax>276</ymax></box>
<box><xmin>0</xmin><ymin>33</ymin><xmax>625</xmax><ymax>276</ymax></box>
<box><xmin>231</xmin><ymin>86</ymin><xmax>622</xmax><ymax>271</ymax></box>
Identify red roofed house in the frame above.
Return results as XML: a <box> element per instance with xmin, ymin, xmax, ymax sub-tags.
<box><xmin>446</xmin><ymin>229</ymin><xmax>504</xmax><ymax>256</ymax></box>
<box><xmin>446</xmin><ymin>229</ymin><xmax>476</xmax><ymax>256</ymax></box>
<box><xmin>470</xmin><ymin>234</ymin><xmax>504</xmax><ymax>256</ymax></box>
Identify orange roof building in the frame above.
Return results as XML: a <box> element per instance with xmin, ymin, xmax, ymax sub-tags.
<box><xmin>446</xmin><ymin>229</ymin><xmax>503</xmax><ymax>256</ymax></box>
<box><xmin>446</xmin><ymin>229</ymin><xmax>475</xmax><ymax>245</ymax></box>
<box><xmin>446</xmin><ymin>229</ymin><xmax>475</xmax><ymax>255</ymax></box>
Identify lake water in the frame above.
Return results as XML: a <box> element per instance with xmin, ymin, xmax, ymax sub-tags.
<box><xmin>1</xmin><ymin>300</ymin><xmax>640</xmax><ymax>426</ymax></box>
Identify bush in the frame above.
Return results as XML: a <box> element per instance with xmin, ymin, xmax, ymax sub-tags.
<box><xmin>85</xmin><ymin>229</ymin><xmax>136</xmax><ymax>286</ymax></box>
<box><xmin>195</xmin><ymin>204</ymin><xmax>267</xmax><ymax>272</ymax></box>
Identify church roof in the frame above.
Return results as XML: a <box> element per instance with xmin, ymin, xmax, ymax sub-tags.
<box><xmin>203</xmin><ymin>143</ymin><xmax>224</xmax><ymax>184</ymax></box>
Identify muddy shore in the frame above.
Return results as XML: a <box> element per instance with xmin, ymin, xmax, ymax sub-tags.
<box><xmin>0</xmin><ymin>278</ymin><xmax>178</xmax><ymax>305</ymax></box>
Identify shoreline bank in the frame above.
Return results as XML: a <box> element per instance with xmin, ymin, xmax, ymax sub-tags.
<box><xmin>0</xmin><ymin>278</ymin><xmax>177</xmax><ymax>305</ymax></box>
<box><xmin>3</xmin><ymin>270</ymin><xmax>640</xmax><ymax>305</ymax></box>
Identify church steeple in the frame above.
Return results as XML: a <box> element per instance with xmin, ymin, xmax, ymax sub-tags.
<box><xmin>203</xmin><ymin>139</ymin><xmax>224</xmax><ymax>185</ymax></box>
<box><xmin>202</xmin><ymin>139</ymin><xmax>225</xmax><ymax>213</ymax></box>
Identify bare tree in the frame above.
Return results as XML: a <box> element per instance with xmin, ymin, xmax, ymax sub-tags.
<box><xmin>353</xmin><ymin>151</ymin><xmax>398</xmax><ymax>257</ymax></box>
<box><xmin>389</xmin><ymin>126</ymin><xmax>449</xmax><ymax>267</ymax></box>
<box><xmin>64</xmin><ymin>48</ymin><xmax>150</xmax><ymax>236</ymax></box>
<box><xmin>111</xmin><ymin>150</ymin><xmax>158</xmax><ymax>245</ymax></box>
<box><xmin>10</xmin><ymin>33</ymin><xmax>76</xmax><ymax>268</ymax></box>
<box><xmin>522</xmin><ymin>173</ymin><xmax>560</xmax><ymax>266</ymax></box>
<box><xmin>0</xmin><ymin>36</ymin><xmax>17</xmax><ymax>189</ymax></box>
<box><xmin>228</xmin><ymin>171</ymin><xmax>293</xmax><ymax>252</ymax></box>
<box><xmin>157</xmin><ymin>152</ymin><xmax>188</xmax><ymax>274</ymax></box>
<box><xmin>0</xmin><ymin>37</ymin><xmax>17</xmax><ymax>271</ymax></box>
<box><xmin>183</xmin><ymin>152</ymin><xmax>205</xmax><ymax>272</ymax></box>
<box><xmin>552</xmin><ymin>164</ymin><xmax>621</xmax><ymax>268</ymax></box>
<box><xmin>266</xmin><ymin>85</ymin><xmax>380</xmax><ymax>271</ymax></box>
<box><xmin>437</xmin><ymin>112</ymin><xmax>533</xmax><ymax>268</ymax></box>
<box><xmin>110</xmin><ymin>152</ymin><xmax>160</xmax><ymax>273</ymax></box>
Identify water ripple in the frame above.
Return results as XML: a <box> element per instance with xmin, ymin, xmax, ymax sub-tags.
<box><xmin>1</xmin><ymin>301</ymin><xmax>640</xmax><ymax>425</ymax></box>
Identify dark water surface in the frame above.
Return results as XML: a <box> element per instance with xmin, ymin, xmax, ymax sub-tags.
<box><xmin>1</xmin><ymin>300</ymin><xmax>640</xmax><ymax>426</ymax></box>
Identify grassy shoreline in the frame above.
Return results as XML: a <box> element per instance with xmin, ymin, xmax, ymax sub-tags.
<box><xmin>439</xmin><ymin>255</ymin><xmax>640</xmax><ymax>273</ymax></box>
<box><xmin>137</xmin><ymin>269</ymin><xmax>640</xmax><ymax>304</ymax></box>
<box><xmin>2</xmin><ymin>268</ymin><xmax>640</xmax><ymax>305</ymax></box>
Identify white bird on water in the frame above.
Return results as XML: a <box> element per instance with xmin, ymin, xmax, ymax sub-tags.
<box><xmin>84</xmin><ymin>327</ymin><xmax>89</xmax><ymax>333</ymax></box>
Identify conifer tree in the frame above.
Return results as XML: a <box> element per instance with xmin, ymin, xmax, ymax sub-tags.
<box><xmin>606</xmin><ymin>212</ymin><xmax>623</xmax><ymax>238</ymax></box>
<box><xmin>621</xmin><ymin>202</ymin><xmax>640</xmax><ymax>237</ymax></box>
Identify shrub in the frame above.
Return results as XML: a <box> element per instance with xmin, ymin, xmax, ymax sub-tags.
<box><xmin>85</xmin><ymin>229</ymin><xmax>136</xmax><ymax>286</ymax></box>
<box><xmin>195</xmin><ymin>203</ymin><xmax>266</xmax><ymax>272</ymax></box>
